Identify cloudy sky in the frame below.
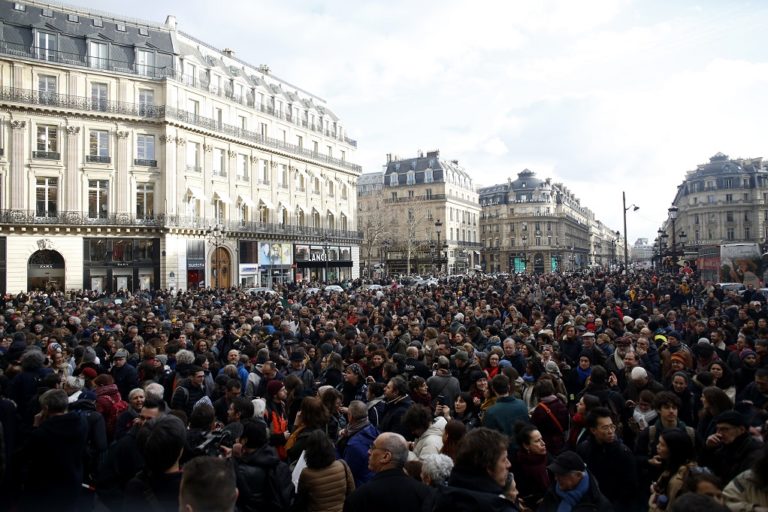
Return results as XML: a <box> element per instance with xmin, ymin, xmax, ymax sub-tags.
<box><xmin>78</xmin><ymin>0</ymin><xmax>768</xmax><ymax>243</ymax></box>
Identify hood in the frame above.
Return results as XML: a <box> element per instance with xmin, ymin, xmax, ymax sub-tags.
<box><xmin>69</xmin><ymin>398</ymin><xmax>98</xmax><ymax>412</ymax></box>
<box><xmin>95</xmin><ymin>383</ymin><xmax>120</xmax><ymax>398</ymax></box>
<box><xmin>243</xmin><ymin>444</ymin><xmax>281</xmax><ymax>468</ymax></box>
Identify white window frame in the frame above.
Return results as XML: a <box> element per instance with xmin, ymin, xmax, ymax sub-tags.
<box><xmin>91</xmin><ymin>82</ymin><xmax>108</xmax><ymax>111</ymax></box>
<box><xmin>89</xmin><ymin>130</ymin><xmax>109</xmax><ymax>157</ymax></box>
<box><xmin>213</xmin><ymin>148</ymin><xmax>226</xmax><ymax>177</ymax></box>
<box><xmin>36</xmin><ymin>31</ymin><xmax>57</xmax><ymax>61</ymax></box>
<box><xmin>89</xmin><ymin>41</ymin><xmax>108</xmax><ymax>69</ymax></box>
<box><xmin>35</xmin><ymin>177</ymin><xmax>58</xmax><ymax>218</ymax></box>
<box><xmin>88</xmin><ymin>180</ymin><xmax>109</xmax><ymax>219</ymax></box>
<box><xmin>136</xmin><ymin>49</ymin><xmax>154</xmax><ymax>77</ymax></box>
<box><xmin>136</xmin><ymin>182</ymin><xmax>154</xmax><ymax>219</ymax></box>
<box><xmin>136</xmin><ymin>134</ymin><xmax>155</xmax><ymax>161</ymax></box>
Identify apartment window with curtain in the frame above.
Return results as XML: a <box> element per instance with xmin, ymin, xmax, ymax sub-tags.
<box><xmin>36</xmin><ymin>31</ymin><xmax>57</xmax><ymax>61</ymax></box>
<box><xmin>279</xmin><ymin>165</ymin><xmax>288</xmax><ymax>188</ymax></box>
<box><xmin>89</xmin><ymin>41</ymin><xmax>108</xmax><ymax>69</ymax></box>
<box><xmin>35</xmin><ymin>125</ymin><xmax>58</xmax><ymax>159</ymax></box>
<box><xmin>35</xmin><ymin>177</ymin><xmax>58</xmax><ymax>217</ymax></box>
<box><xmin>139</xmin><ymin>89</ymin><xmax>154</xmax><ymax>115</ymax></box>
<box><xmin>213</xmin><ymin>148</ymin><xmax>226</xmax><ymax>177</ymax></box>
<box><xmin>91</xmin><ymin>83</ymin><xmax>108</xmax><ymax>111</ymax></box>
<box><xmin>136</xmin><ymin>134</ymin><xmax>156</xmax><ymax>166</ymax></box>
<box><xmin>236</xmin><ymin>154</ymin><xmax>247</xmax><ymax>180</ymax></box>
<box><xmin>260</xmin><ymin>160</ymin><xmax>270</xmax><ymax>184</ymax></box>
<box><xmin>136</xmin><ymin>183</ymin><xmax>154</xmax><ymax>219</ymax></box>
<box><xmin>136</xmin><ymin>49</ymin><xmax>154</xmax><ymax>76</ymax></box>
<box><xmin>38</xmin><ymin>75</ymin><xmax>57</xmax><ymax>104</ymax></box>
<box><xmin>88</xmin><ymin>180</ymin><xmax>109</xmax><ymax>218</ymax></box>
<box><xmin>186</xmin><ymin>142</ymin><xmax>200</xmax><ymax>172</ymax></box>
<box><xmin>88</xmin><ymin>130</ymin><xmax>110</xmax><ymax>163</ymax></box>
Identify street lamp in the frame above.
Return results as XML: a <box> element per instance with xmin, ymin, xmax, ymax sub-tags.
<box><xmin>382</xmin><ymin>239</ymin><xmax>391</xmax><ymax>281</ymax></box>
<box><xmin>206</xmin><ymin>223</ymin><xmax>225</xmax><ymax>288</ymax></box>
<box><xmin>322</xmin><ymin>233</ymin><xmax>330</xmax><ymax>283</ymax></box>
<box><xmin>521</xmin><ymin>234</ymin><xmax>528</xmax><ymax>273</ymax></box>
<box><xmin>623</xmin><ymin>191</ymin><xmax>639</xmax><ymax>270</ymax></box>
<box><xmin>434</xmin><ymin>219</ymin><xmax>443</xmax><ymax>273</ymax></box>
<box><xmin>669</xmin><ymin>205</ymin><xmax>679</xmax><ymax>268</ymax></box>
<box><xmin>429</xmin><ymin>241</ymin><xmax>436</xmax><ymax>274</ymax></box>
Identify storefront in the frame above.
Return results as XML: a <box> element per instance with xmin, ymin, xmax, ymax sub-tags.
<box><xmin>294</xmin><ymin>244</ymin><xmax>353</xmax><ymax>283</ymax></box>
<box><xmin>83</xmin><ymin>238</ymin><xmax>160</xmax><ymax>292</ymax></box>
<box><xmin>258</xmin><ymin>242</ymin><xmax>293</xmax><ymax>286</ymax></box>
<box><xmin>239</xmin><ymin>241</ymin><xmax>260</xmax><ymax>287</ymax></box>
<box><xmin>186</xmin><ymin>240</ymin><xmax>205</xmax><ymax>289</ymax></box>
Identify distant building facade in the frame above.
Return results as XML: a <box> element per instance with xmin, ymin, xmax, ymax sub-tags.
<box><xmin>356</xmin><ymin>150</ymin><xmax>481</xmax><ymax>276</ymax></box>
<box><xmin>478</xmin><ymin>170</ymin><xmax>618</xmax><ymax>273</ymax></box>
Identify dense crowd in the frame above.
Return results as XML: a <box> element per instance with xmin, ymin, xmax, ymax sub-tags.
<box><xmin>0</xmin><ymin>270</ymin><xmax>767</xmax><ymax>512</ymax></box>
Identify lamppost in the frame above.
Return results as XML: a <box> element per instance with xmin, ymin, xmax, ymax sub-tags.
<box><xmin>669</xmin><ymin>205</ymin><xmax>679</xmax><ymax>269</ymax></box>
<box><xmin>206</xmin><ymin>223</ymin><xmax>225</xmax><ymax>288</ymax></box>
<box><xmin>322</xmin><ymin>233</ymin><xmax>330</xmax><ymax>283</ymax></box>
<box><xmin>521</xmin><ymin>234</ymin><xmax>528</xmax><ymax>273</ymax></box>
<box><xmin>435</xmin><ymin>219</ymin><xmax>443</xmax><ymax>273</ymax></box>
<box><xmin>382</xmin><ymin>239</ymin><xmax>390</xmax><ymax>281</ymax></box>
<box><xmin>429</xmin><ymin>241</ymin><xmax>436</xmax><ymax>274</ymax></box>
<box><xmin>623</xmin><ymin>191</ymin><xmax>639</xmax><ymax>270</ymax></box>
<box><xmin>660</xmin><ymin>230</ymin><xmax>669</xmax><ymax>271</ymax></box>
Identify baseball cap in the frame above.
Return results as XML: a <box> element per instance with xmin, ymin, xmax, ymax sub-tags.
<box><xmin>547</xmin><ymin>451</ymin><xmax>586</xmax><ymax>475</ymax></box>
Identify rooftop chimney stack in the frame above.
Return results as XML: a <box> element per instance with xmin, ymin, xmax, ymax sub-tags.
<box><xmin>164</xmin><ymin>15</ymin><xmax>177</xmax><ymax>30</ymax></box>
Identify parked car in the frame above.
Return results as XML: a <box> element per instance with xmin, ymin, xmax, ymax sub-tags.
<box><xmin>324</xmin><ymin>285</ymin><xmax>344</xmax><ymax>293</ymax></box>
<box><xmin>718</xmin><ymin>282</ymin><xmax>746</xmax><ymax>294</ymax></box>
<box><xmin>245</xmin><ymin>287</ymin><xmax>277</xmax><ymax>296</ymax></box>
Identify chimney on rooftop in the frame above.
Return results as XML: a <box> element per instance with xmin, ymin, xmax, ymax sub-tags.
<box><xmin>223</xmin><ymin>48</ymin><xmax>235</xmax><ymax>58</ymax></box>
<box><xmin>164</xmin><ymin>15</ymin><xmax>177</xmax><ymax>30</ymax></box>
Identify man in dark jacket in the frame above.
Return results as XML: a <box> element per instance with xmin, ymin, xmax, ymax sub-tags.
<box><xmin>233</xmin><ymin>419</ymin><xmax>293</xmax><ymax>512</ymax></box>
<box><xmin>378</xmin><ymin>376</ymin><xmax>413</xmax><ymax>436</ymax></box>
<box><xmin>539</xmin><ymin>451</ymin><xmax>613</xmax><ymax>512</ymax></box>
<box><xmin>17</xmin><ymin>389</ymin><xmax>88</xmax><ymax>512</ymax></box>
<box><xmin>576</xmin><ymin>407</ymin><xmax>637</xmax><ymax>510</ymax></box>
<box><xmin>483</xmin><ymin>375</ymin><xmax>529</xmax><ymax>449</ymax></box>
<box><xmin>344</xmin><ymin>432</ymin><xmax>432</xmax><ymax>512</ymax></box>
<box><xmin>700</xmin><ymin>411</ymin><xmax>763</xmax><ymax>484</ymax></box>
<box><xmin>110</xmin><ymin>348</ymin><xmax>138</xmax><ymax>401</ymax></box>
<box><xmin>337</xmin><ymin>400</ymin><xmax>379</xmax><ymax>487</ymax></box>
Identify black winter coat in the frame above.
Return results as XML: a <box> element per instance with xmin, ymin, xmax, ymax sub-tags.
<box><xmin>432</xmin><ymin>469</ymin><xmax>520</xmax><ymax>512</ymax></box>
<box><xmin>233</xmin><ymin>444</ymin><xmax>292</xmax><ymax>512</ymax></box>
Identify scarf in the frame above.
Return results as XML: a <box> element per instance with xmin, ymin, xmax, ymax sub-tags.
<box><xmin>575</xmin><ymin>365</ymin><xmax>592</xmax><ymax>385</ymax></box>
<box><xmin>555</xmin><ymin>471</ymin><xmax>590</xmax><ymax>512</ymax></box>
<box><xmin>612</xmin><ymin>351</ymin><xmax>625</xmax><ymax>371</ymax></box>
<box><xmin>344</xmin><ymin>418</ymin><xmax>371</xmax><ymax>439</ymax></box>
<box><xmin>633</xmin><ymin>408</ymin><xmax>658</xmax><ymax>430</ymax></box>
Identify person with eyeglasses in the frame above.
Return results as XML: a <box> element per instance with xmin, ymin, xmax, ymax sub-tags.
<box><xmin>700</xmin><ymin>411</ymin><xmax>763</xmax><ymax>484</ymax></box>
<box><xmin>343</xmin><ymin>432</ymin><xmax>431</xmax><ymax>512</ymax></box>
<box><xmin>576</xmin><ymin>406</ymin><xmax>639</xmax><ymax>510</ymax></box>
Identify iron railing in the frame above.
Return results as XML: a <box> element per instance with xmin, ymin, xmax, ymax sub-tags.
<box><xmin>86</xmin><ymin>155</ymin><xmax>111</xmax><ymax>164</ymax></box>
<box><xmin>0</xmin><ymin>209</ymin><xmax>363</xmax><ymax>239</ymax></box>
<box><xmin>134</xmin><ymin>159</ymin><xmax>157</xmax><ymax>167</ymax></box>
<box><xmin>32</xmin><ymin>150</ymin><xmax>60</xmax><ymax>160</ymax></box>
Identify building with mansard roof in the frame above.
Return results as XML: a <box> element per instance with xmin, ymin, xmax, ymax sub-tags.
<box><xmin>356</xmin><ymin>150</ymin><xmax>481</xmax><ymax>277</ymax></box>
<box><xmin>478</xmin><ymin>169</ymin><xmax>619</xmax><ymax>273</ymax></box>
<box><xmin>0</xmin><ymin>0</ymin><xmax>360</xmax><ymax>292</ymax></box>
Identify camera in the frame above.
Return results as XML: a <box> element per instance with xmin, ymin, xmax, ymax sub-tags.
<box><xmin>195</xmin><ymin>429</ymin><xmax>234</xmax><ymax>457</ymax></box>
<box><xmin>436</xmin><ymin>395</ymin><xmax>447</xmax><ymax>406</ymax></box>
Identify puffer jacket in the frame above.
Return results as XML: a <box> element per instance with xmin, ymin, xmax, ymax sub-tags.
<box><xmin>297</xmin><ymin>459</ymin><xmax>354</xmax><ymax>512</ymax></box>
<box><xmin>233</xmin><ymin>444</ymin><xmax>292</xmax><ymax>512</ymax></box>
<box><xmin>412</xmin><ymin>416</ymin><xmax>446</xmax><ymax>460</ymax></box>
<box><xmin>723</xmin><ymin>469</ymin><xmax>768</xmax><ymax>511</ymax></box>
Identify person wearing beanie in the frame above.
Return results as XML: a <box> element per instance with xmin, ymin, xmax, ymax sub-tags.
<box><xmin>265</xmin><ymin>379</ymin><xmax>290</xmax><ymax>461</ymax></box>
<box><xmin>701</xmin><ymin>410</ymin><xmax>763</xmax><ymax>484</ymax></box>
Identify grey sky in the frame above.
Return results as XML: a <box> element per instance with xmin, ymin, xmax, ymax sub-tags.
<box><xmin>74</xmin><ymin>0</ymin><xmax>768</xmax><ymax>242</ymax></box>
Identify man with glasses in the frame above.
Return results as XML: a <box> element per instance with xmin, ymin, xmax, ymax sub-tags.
<box><xmin>701</xmin><ymin>411</ymin><xmax>763</xmax><ymax>484</ymax></box>
<box><xmin>576</xmin><ymin>406</ymin><xmax>638</xmax><ymax>510</ymax></box>
<box><xmin>343</xmin><ymin>432</ymin><xmax>431</xmax><ymax>512</ymax></box>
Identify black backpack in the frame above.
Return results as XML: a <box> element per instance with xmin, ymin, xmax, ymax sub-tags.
<box><xmin>265</xmin><ymin>462</ymin><xmax>294</xmax><ymax>512</ymax></box>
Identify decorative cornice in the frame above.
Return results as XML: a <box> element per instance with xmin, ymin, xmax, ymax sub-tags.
<box><xmin>10</xmin><ymin>120</ymin><xmax>26</xmax><ymax>130</ymax></box>
<box><xmin>117</xmin><ymin>130</ymin><xmax>130</xmax><ymax>139</ymax></box>
<box><xmin>250</xmin><ymin>156</ymin><xmax>259</xmax><ymax>164</ymax></box>
<box><xmin>159</xmin><ymin>135</ymin><xmax>171</xmax><ymax>144</ymax></box>
<box><xmin>66</xmin><ymin>126</ymin><xmax>80</xmax><ymax>135</ymax></box>
<box><xmin>227</xmin><ymin>150</ymin><xmax>237</xmax><ymax>158</ymax></box>
<box><xmin>176</xmin><ymin>137</ymin><xmax>186</xmax><ymax>146</ymax></box>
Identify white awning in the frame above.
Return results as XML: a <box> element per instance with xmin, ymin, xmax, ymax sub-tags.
<box><xmin>326</xmin><ymin>207</ymin><xmax>337</xmax><ymax>217</ymax></box>
<box><xmin>187</xmin><ymin>187</ymin><xmax>207</xmax><ymax>201</ymax></box>
<box><xmin>213</xmin><ymin>191</ymin><xmax>233</xmax><ymax>204</ymax></box>
<box><xmin>238</xmin><ymin>196</ymin><xmax>256</xmax><ymax>208</ymax></box>
<box><xmin>295</xmin><ymin>204</ymin><xmax>305</xmax><ymax>212</ymax></box>
<box><xmin>258</xmin><ymin>198</ymin><xmax>274</xmax><ymax>210</ymax></box>
<box><xmin>278</xmin><ymin>200</ymin><xmax>292</xmax><ymax>212</ymax></box>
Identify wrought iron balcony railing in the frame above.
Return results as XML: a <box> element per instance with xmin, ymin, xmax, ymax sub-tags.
<box><xmin>86</xmin><ymin>155</ymin><xmax>111</xmax><ymax>164</ymax></box>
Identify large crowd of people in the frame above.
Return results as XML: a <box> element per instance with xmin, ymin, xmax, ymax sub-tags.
<box><xmin>0</xmin><ymin>269</ymin><xmax>767</xmax><ymax>512</ymax></box>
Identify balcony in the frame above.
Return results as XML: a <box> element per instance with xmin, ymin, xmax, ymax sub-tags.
<box><xmin>0</xmin><ymin>86</ymin><xmax>164</xmax><ymax>119</ymax></box>
<box><xmin>86</xmin><ymin>155</ymin><xmax>111</xmax><ymax>164</ymax></box>
<box><xmin>186</xmin><ymin>165</ymin><xmax>202</xmax><ymax>173</ymax></box>
<box><xmin>212</xmin><ymin>170</ymin><xmax>227</xmax><ymax>178</ymax></box>
<box><xmin>0</xmin><ymin>41</ymin><xmax>170</xmax><ymax>79</ymax></box>
<box><xmin>237</xmin><ymin>174</ymin><xmax>250</xmax><ymax>182</ymax></box>
<box><xmin>33</xmin><ymin>151</ymin><xmax>60</xmax><ymax>160</ymax></box>
<box><xmin>134</xmin><ymin>159</ymin><xmax>157</xmax><ymax>167</ymax></box>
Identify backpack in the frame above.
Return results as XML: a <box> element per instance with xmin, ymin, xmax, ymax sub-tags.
<box><xmin>265</xmin><ymin>462</ymin><xmax>294</xmax><ymax>512</ymax></box>
<box><xmin>104</xmin><ymin>394</ymin><xmax>129</xmax><ymax>436</ymax></box>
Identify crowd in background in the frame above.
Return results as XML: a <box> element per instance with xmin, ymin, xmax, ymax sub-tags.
<box><xmin>0</xmin><ymin>269</ymin><xmax>767</xmax><ymax>512</ymax></box>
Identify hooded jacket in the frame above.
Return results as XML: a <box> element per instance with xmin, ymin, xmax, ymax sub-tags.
<box><xmin>412</xmin><ymin>416</ymin><xmax>447</xmax><ymax>460</ymax></box>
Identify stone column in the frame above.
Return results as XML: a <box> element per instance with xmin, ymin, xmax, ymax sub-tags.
<box><xmin>9</xmin><ymin>120</ymin><xmax>26</xmax><ymax>210</ymax></box>
<box><xmin>160</xmin><ymin>133</ymin><xmax>178</xmax><ymax>217</ymax></box>
<box><xmin>65</xmin><ymin>126</ymin><xmax>80</xmax><ymax>213</ymax></box>
<box><xmin>116</xmin><ymin>130</ymin><xmax>130</xmax><ymax>214</ymax></box>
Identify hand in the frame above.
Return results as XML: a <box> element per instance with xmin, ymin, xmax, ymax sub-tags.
<box><xmin>284</xmin><ymin>431</ymin><xmax>291</xmax><ymax>439</ymax></box>
<box><xmin>649</xmin><ymin>455</ymin><xmax>662</xmax><ymax>467</ymax></box>
<box><xmin>473</xmin><ymin>397</ymin><xmax>481</xmax><ymax>406</ymax></box>
<box><xmin>706</xmin><ymin>433</ymin><xmax>722</xmax><ymax>448</ymax></box>
<box><xmin>625</xmin><ymin>400</ymin><xmax>636</xmax><ymax>409</ymax></box>
<box><xmin>608</xmin><ymin>373</ymin><xmax>618</xmax><ymax>387</ymax></box>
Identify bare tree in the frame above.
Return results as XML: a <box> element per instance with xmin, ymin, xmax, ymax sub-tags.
<box><xmin>361</xmin><ymin>215</ymin><xmax>390</xmax><ymax>278</ymax></box>
<box><xmin>401</xmin><ymin>207</ymin><xmax>429</xmax><ymax>275</ymax></box>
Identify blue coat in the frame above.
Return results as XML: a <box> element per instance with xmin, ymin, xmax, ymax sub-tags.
<box><xmin>483</xmin><ymin>396</ymin><xmax>529</xmax><ymax>448</ymax></box>
<box><xmin>339</xmin><ymin>424</ymin><xmax>378</xmax><ymax>487</ymax></box>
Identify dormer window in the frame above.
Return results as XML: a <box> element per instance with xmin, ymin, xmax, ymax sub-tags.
<box><xmin>116</xmin><ymin>23</ymin><xmax>126</xmax><ymax>32</ymax></box>
<box><xmin>425</xmin><ymin>168</ymin><xmax>433</xmax><ymax>183</ymax></box>
<box><xmin>406</xmin><ymin>171</ymin><xmax>415</xmax><ymax>185</ymax></box>
<box><xmin>389</xmin><ymin>174</ymin><xmax>398</xmax><ymax>186</ymax></box>
<box><xmin>67</xmin><ymin>14</ymin><xmax>79</xmax><ymax>22</ymax></box>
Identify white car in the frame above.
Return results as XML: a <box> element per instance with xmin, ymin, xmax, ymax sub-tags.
<box><xmin>304</xmin><ymin>288</ymin><xmax>321</xmax><ymax>295</ymax></box>
<box><xmin>324</xmin><ymin>285</ymin><xmax>345</xmax><ymax>293</ymax></box>
<box><xmin>245</xmin><ymin>287</ymin><xmax>277</xmax><ymax>296</ymax></box>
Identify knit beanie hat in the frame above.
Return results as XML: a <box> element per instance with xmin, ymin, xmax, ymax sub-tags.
<box><xmin>266</xmin><ymin>380</ymin><xmax>285</xmax><ymax>397</ymax></box>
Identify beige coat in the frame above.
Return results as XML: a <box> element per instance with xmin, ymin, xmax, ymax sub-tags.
<box><xmin>297</xmin><ymin>459</ymin><xmax>355</xmax><ymax>512</ymax></box>
<box><xmin>723</xmin><ymin>469</ymin><xmax>768</xmax><ymax>512</ymax></box>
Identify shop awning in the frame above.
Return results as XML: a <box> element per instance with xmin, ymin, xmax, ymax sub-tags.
<box><xmin>187</xmin><ymin>187</ymin><xmax>207</xmax><ymax>201</ymax></box>
<box><xmin>278</xmin><ymin>200</ymin><xmax>292</xmax><ymax>211</ymax></box>
<box><xmin>213</xmin><ymin>191</ymin><xmax>232</xmax><ymax>204</ymax></box>
<box><xmin>326</xmin><ymin>207</ymin><xmax>337</xmax><ymax>217</ymax></box>
<box><xmin>238</xmin><ymin>196</ymin><xmax>256</xmax><ymax>208</ymax></box>
<box><xmin>258</xmin><ymin>198</ymin><xmax>274</xmax><ymax>210</ymax></box>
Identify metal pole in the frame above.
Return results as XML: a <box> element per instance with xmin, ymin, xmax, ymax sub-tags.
<box><xmin>324</xmin><ymin>237</ymin><xmax>329</xmax><ymax>283</ymax></box>
<box><xmin>623</xmin><ymin>191</ymin><xmax>629</xmax><ymax>270</ymax></box>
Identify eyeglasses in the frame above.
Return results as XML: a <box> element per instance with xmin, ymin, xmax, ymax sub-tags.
<box><xmin>598</xmin><ymin>424</ymin><xmax>617</xmax><ymax>432</ymax></box>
